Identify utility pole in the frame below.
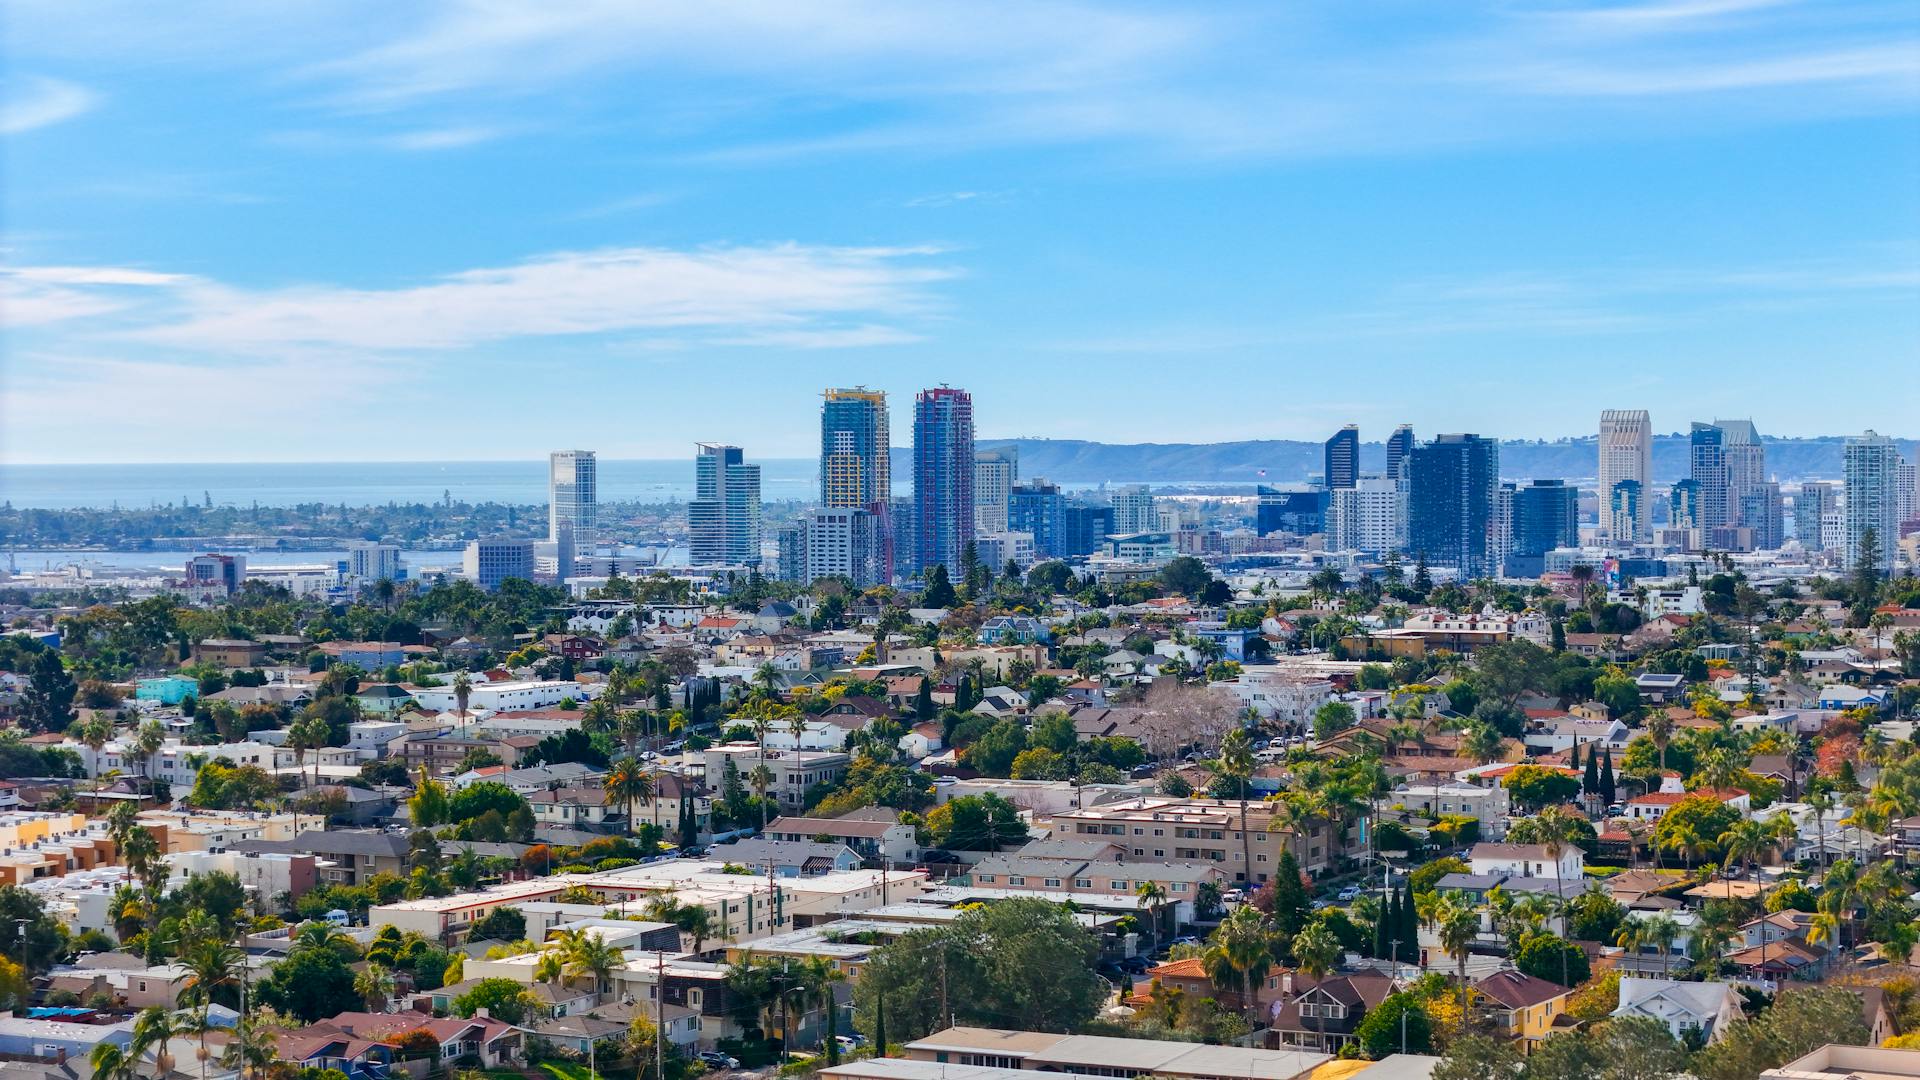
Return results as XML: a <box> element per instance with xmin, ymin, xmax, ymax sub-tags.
<box><xmin>655</xmin><ymin>950</ymin><xmax>665</xmax><ymax>1080</ymax></box>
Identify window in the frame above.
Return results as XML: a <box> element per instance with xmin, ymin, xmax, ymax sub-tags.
<box><xmin>977</xmin><ymin>874</ymin><xmax>996</xmax><ymax>883</ymax></box>
<box><xmin>1113</xmin><ymin>881</ymin><xmax>1128</xmax><ymax>890</ymax></box>
<box><xmin>1044</xmin><ymin>878</ymin><xmax>1062</xmax><ymax>888</ymax></box>
<box><xmin>1074</xmin><ymin>878</ymin><xmax>1092</xmax><ymax>889</ymax></box>
<box><xmin>1172</xmin><ymin>883</ymin><xmax>1189</xmax><ymax>893</ymax></box>
<box><xmin>688</xmin><ymin>989</ymin><xmax>704</xmax><ymax>1008</ymax></box>
<box><xmin>1009</xmin><ymin>875</ymin><xmax>1025</xmax><ymax>885</ymax></box>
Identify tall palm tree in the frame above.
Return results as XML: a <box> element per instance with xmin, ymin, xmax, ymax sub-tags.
<box><xmin>1134</xmin><ymin>881</ymin><xmax>1169</xmax><ymax>954</ymax></box>
<box><xmin>603</xmin><ymin>757</ymin><xmax>653</xmax><ymax>837</ymax></box>
<box><xmin>1200</xmin><ymin>906</ymin><xmax>1278</xmax><ymax>1021</ymax></box>
<box><xmin>179</xmin><ymin>941</ymin><xmax>243</xmax><ymax>1080</ymax></box>
<box><xmin>355</xmin><ymin>962</ymin><xmax>397</xmax><ymax>1013</ymax></box>
<box><xmin>452</xmin><ymin>671</ymin><xmax>473</xmax><ymax>730</ymax></box>
<box><xmin>800</xmin><ymin>954</ymin><xmax>848</xmax><ymax>1064</ymax></box>
<box><xmin>1644</xmin><ymin>712</ymin><xmax>1675</xmax><ymax>773</ymax></box>
<box><xmin>1643</xmin><ymin>914</ymin><xmax>1681</xmax><ymax>975</ymax></box>
<box><xmin>1718</xmin><ymin>818</ymin><xmax>1774</xmax><ymax>901</ymax></box>
<box><xmin>134</xmin><ymin>719</ymin><xmax>166</xmax><ymax>797</ymax></box>
<box><xmin>221</xmin><ymin>1018</ymin><xmax>277</xmax><ymax>1080</ymax></box>
<box><xmin>1215</xmin><ymin>727</ymin><xmax>1257</xmax><ymax>886</ymax></box>
<box><xmin>69</xmin><ymin>713</ymin><xmax>115</xmax><ymax>797</ymax></box>
<box><xmin>1434</xmin><ymin>894</ymin><xmax>1480</xmax><ymax>1018</ymax></box>
<box><xmin>91</xmin><ymin>1043</ymin><xmax>139</xmax><ymax>1080</ymax></box>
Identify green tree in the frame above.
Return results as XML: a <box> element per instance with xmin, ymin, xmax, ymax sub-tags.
<box><xmin>1691</xmin><ymin>987</ymin><xmax>1871</xmax><ymax>1080</ymax></box>
<box><xmin>1354</xmin><ymin>992</ymin><xmax>1434</xmax><ymax>1058</ymax></box>
<box><xmin>922</xmin><ymin>793</ymin><xmax>1029</xmax><ymax>851</ymax></box>
<box><xmin>1502</xmin><ymin>766</ymin><xmax>1581</xmax><ymax>811</ymax></box>
<box><xmin>20</xmin><ymin>650</ymin><xmax>77</xmax><ymax>734</ymax></box>
<box><xmin>1432</xmin><ymin>1035</ymin><xmax>1521</xmax><ymax>1080</ymax></box>
<box><xmin>450</xmin><ymin>978</ymin><xmax>541</xmax><ymax>1025</ymax></box>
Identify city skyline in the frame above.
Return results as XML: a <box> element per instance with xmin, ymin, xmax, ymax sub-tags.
<box><xmin>5</xmin><ymin>2</ymin><xmax>1918</xmax><ymax>463</ymax></box>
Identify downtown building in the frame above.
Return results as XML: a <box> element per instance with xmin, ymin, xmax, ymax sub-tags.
<box><xmin>1794</xmin><ymin>481</ymin><xmax>1837</xmax><ymax>551</ymax></box>
<box><xmin>975</xmin><ymin>447</ymin><xmax>1018</xmax><ymax>534</ymax></box>
<box><xmin>821</xmin><ymin>388</ymin><xmax>894</xmax><ymax>582</ymax></box>
<box><xmin>911</xmin><ymin>387</ymin><xmax>975</xmax><ymax>580</ymax></box>
<box><xmin>548</xmin><ymin>450</ymin><xmax>597</xmax><ymax>578</ymax></box>
<box><xmin>689</xmin><ymin>443</ymin><xmax>762</xmax><ymax>567</ymax></box>
<box><xmin>1598</xmin><ymin>409</ymin><xmax>1652</xmax><ymax>542</ymax></box>
<box><xmin>1325</xmin><ymin>475</ymin><xmax>1406</xmax><ymax>556</ymax></box>
<box><xmin>1324</xmin><ymin>424</ymin><xmax>1359</xmax><ymax>490</ymax></box>
<box><xmin>1844</xmin><ymin>431</ymin><xmax>1901</xmax><ymax>574</ymax></box>
<box><xmin>1502</xmin><ymin>479</ymin><xmax>1578</xmax><ymax>578</ymax></box>
<box><xmin>1385</xmin><ymin>424</ymin><xmax>1416</xmax><ymax>483</ymax></box>
<box><xmin>1408</xmin><ymin>434</ymin><xmax>1500</xmax><ymax>579</ymax></box>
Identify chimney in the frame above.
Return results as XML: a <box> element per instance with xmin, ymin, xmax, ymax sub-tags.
<box><xmin>475</xmin><ymin>1007</ymin><xmax>490</xmax><ymax>1020</ymax></box>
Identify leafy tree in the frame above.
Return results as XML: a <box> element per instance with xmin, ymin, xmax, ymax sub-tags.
<box><xmin>253</xmin><ymin>938</ymin><xmax>360</xmax><ymax>1022</ymax></box>
<box><xmin>1158</xmin><ymin>556</ymin><xmax>1214</xmax><ymax>598</ymax></box>
<box><xmin>919</xmin><ymin>565</ymin><xmax>957</xmax><ymax>609</ymax></box>
<box><xmin>1502</xmin><ymin>765</ymin><xmax>1580</xmax><ymax>811</ymax></box>
<box><xmin>1432</xmin><ymin>1034</ymin><xmax>1521</xmax><ymax>1080</ymax></box>
<box><xmin>1313</xmin><ymin>700</ymin><xmax>1357</xmax><ymax>740</ymax></box>
<box><xmin>1512</xmin><ymin>931</ymin><xmax>1590</xmax><ymax>987</ymax></box>
<box><xmin>450</xmin><ymin>978</ymin><xmax>540</xmax><ymax>1025</ymax></box>
<box><xmin>1691</xmin><ymin>987</ymin><xmax>1870</xmax><ymax>1080</ymax></box>
<box><xmin>1651</xmin><ymin>796</ymin><xmax>1741</xmax><ymax>867</ymax></box>
<box><xmin>1354</xmin><ymin>991</ymin><xmax>1433</xmax><ymax>1058</ymax></box>
<box><xmin>0</xmin><ymin>886</ymin><xmax>68</xmax><ymax>974</ymax></box>
<box><xmin>20</xmin><ymin>651</ymin><xmax>77</xmax><ymax>734</ymax></box>
<box><xmin>469</xmin><ymin>907</ymin><xmax>526</xmax><ymax>942</ymax></box>
<box><xmin>923</xmin><ymin>794</ymin><xmax>1029</xmax><ymax>851</ymax></box>
<box><xmin>962</xmin><ymin>718</ymin><xmax>1029</xmax><ymax>777</ymax></box>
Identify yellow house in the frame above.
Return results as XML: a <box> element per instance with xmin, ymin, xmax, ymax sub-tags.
<box><xmin>1472</xmin><ymin>970</ymin><xmax>1570</xmax><ymax>1048</ymax></box>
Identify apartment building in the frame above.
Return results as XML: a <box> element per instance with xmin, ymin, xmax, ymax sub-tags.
<box><xmin>1049</xmin><ymin>796</ymin><xmax>1341</xmax><ymax>879</ymax></box>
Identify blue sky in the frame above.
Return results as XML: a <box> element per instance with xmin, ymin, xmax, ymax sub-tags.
<box><xmin>3</xmin><ymin>0</ymin><xmax>1917</xmax><ymax>464</ymax></box>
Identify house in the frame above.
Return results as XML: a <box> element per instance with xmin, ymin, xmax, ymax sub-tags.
<box><xmin>1471</xmin><ymin>970</ymin><xmax>1569</xmax><ymax>1048</ymax></box>
<box><xmin>316</xmin><ymin>641</ymin><xmax>412</xmax><ymax>667</ymax></box>
<box><xmin>353</xmin><ymin>684</ymin><xmax>415</xmax><ymax>716</ymax></box>
<box><xmin>1612</xmin><ymin>977</ymin><xmax>1741</xmax><ymax>1043</ymax></box>
<box><xmin>978</xmin><ymin>616</ymin><xmax>1050</xmax><ymax>644</ymax></box>
<box><xmin>1635</xmin><ymin>673</ymin><xmax>1688</xmax><ymax>704</ymax></box>
<box><xmin>236</xmin><ymin>829</ymin><xmax>409</xmax><ymax>889</ymax></box>
<box><xmin>706</xmin><ymin>837</ymin><xmax>862</xmax><ymax>877</ymax></box>
<box><xmin>541</xmin><ymin>634</ymin><xmax>606</xmax><ymax>662</ymax></box>
<box><xmin>1468</xmin><ymin>842</ymin><xmax>1584</xmax><ymax>882</ymax></box>
<box><xmin>283</xmin><ymin>1012</ymin><xmax>522</xmax><ymax>1071</ymax></box>
<box><xmin>191</xmin><ymin>638</ymin><xmax>268</xmax><ymax>667</ymax></box>
<box><xmin>766</xmin><ymin>811</ymin><xmax>920</xmax><ymax>866</ymax></box>
<box><xmin>44</xmin><ymin>959</ymin><xmax>193</xmax><ymax>1009</ymax></box>
<box><xmin>1895</xmin><ymin>815</ymin><xmax>1920</xmax><ymax>866</ymax></box>
<box><xmin>1267</xmin><ymin>971</ymin><xmax>1396</xmax><ymax>1052</ymax></box>
<box><xmin>1625</xmin><ymin>787</ymin><xmax>1751</xmax><ymax>823</ymax></box>
<box><xmin>1133</xmin><ymin>956</ymin><xmax>1284</xmax><ymax>1018</ymax></box>
<box><xmin>527</xmin><ymin>784</ymin><xmax>616</xmax><ymax>828</ymax></box>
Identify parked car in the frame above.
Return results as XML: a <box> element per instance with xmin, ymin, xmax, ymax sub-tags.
<box><xmin>1336</xmin><ymin>885</ymin><xmax>1362</xmax><ymax>902</ymax></box>
<box><xmin>1170</xmin><ymin>935</ymin><xmax>1201</xmax><ymax>948</ymax></box>
<box><xmin>699</xmin><ymin>1051</ymin><xmax>742</xmax><ymax>1070</ymax></box>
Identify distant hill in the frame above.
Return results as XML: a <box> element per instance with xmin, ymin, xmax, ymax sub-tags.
<box><xmin>922</xmin><ymin>434</ymin><xmax>1920</xmax><ymax>488</ymax></box>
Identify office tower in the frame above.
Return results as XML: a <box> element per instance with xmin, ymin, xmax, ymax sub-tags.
<box><xmin>184</xmin><ymin>553</ymin><xmax>246</xmax><ymax>595</ymax></box>
<box><xmin>1597</xmin><ymin>410</ymin><xmax>1652</xmax><ymax>542</ymax></box>
<box><xmin>975</xmin><ymin>448</ymin><xmax>1018</xmax><ymax>534</ymax></box>
<box><xmin>549</xmin><ymin>451</ymin><xmax>598</xmax><ymax>562</ymax></box>
<box><xmin>464</xmin><ymin>539</ymin><xmax>535</xmax><ymax>592</ymax></box>
<box><xmin>1740</xmin><ymin>482</ymin><xmax>1784</xmax><ymax>550</ymax></box>
<box><xmin>1385</xmin><ymin>425</ymin><xmax>1416</xmax><ymax>483</ymax></box>
<box><xmin>1408</xmin><ymin>434</ymin><xmax>1500</xmax><ymax>578</ymax></box>
<box><xmin>821</xmin><ymin>388</ymin><xmax>892</xmax><ymax>581</ymax></box>
<box><xmin>804</xmin><ymin>508</ymin><xmax>883</xmax><ymax>587</ymax></box>
<box><xmin>1326</xmin><ymin>475</ymin><xmax>1407</xmax><ymax>555</ymax></box>
<box><xmin>1324</xmin><ymin>425</ymin><xmax>1359</xmax><ymax>490</ymax></box>
<box><xmin>1113</xmin><ymin>486</ymin><xmax>1156</xmax><ymax>534</ymax></box>
<box><xmin>1688</xmin><ymin>423</ymin><xmax>1728</xmax><ymax>533</ymax></box>
<box><xmin>1009</xmin><ymin>479</ymin><xmax>1066</xmax><ymax>559</ymax></box>
<box><xmin>774</xmin><ymin>525</ymin><xmax>806</xmax><ymax>583</ymax></box>
<box><xmin>912</xmin><ymin>387</ymin><xmax>976</xmax><ymax>579</ymax></box>
<box><xmin>1491</xmin><ymin>484</ymin><xmax>1516</xmax><ymax>573</ymax></box>
<box><xmin>973</xmin><ymin>532</ymin><xmax>1036</xmax><ymax>572</ymax></box>
<box><xmin>1795</xmin><ymin>482</ymin><xmax>1836</xmax><ymax>549</ymax></box>
<box><xmin>1844</xmin><ymin>431</ymin><xmax>1900</xmax><ymax>574</ymax></box>
<box><xmin>1608</xmin><ymin>481</ymin><xmax>1642</xmax><ymax>548</ymax></box>
<box><xmin>1255</xmin><ymin>486</ymin><xmax>1329</xmax><ymax>537</ymax></box>
<box><xmin>346</xmin><ymin>542</ymin><xmax>404</xmax><ymax>583</ymax></box>
<box><xmin>689</xmin><ymin>443</ymin><xmax>762</xmax><ymax>567</ymax></box>
<box><xmin>1505</xmin><ymin>480</ymin><xmax>1579</xmax><ymax>577</ymax></box>
<box><xmin>1061</xmin><ymin>504</ymin><xmax>1117</xmax><ymax>558</ymax></box>
<box><xmin>1670</xmin><ymin>480</ymin><xmax>1702</xmax><ymax>530</ymax></box>
<box><xmin>1716</xmin><ymin>419</ymin><xmax>1765</xmax><ymax>528</ymax></box>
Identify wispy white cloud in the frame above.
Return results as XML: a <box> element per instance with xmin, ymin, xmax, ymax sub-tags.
<box><xmin>381</xmin><ymin>125</ymin><xmax>502</xmax><ymax>150</ymax></box>
<box><xmin>0</xmin><ymin>75</ymin><xmax>96</xmax><ymax>134</ymax></box>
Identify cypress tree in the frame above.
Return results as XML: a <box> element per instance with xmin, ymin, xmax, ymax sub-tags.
<box><xmin>1568</xmin><ymin>743</ymin><xmax>1581</xmax><ymax>772</ymax></box>
<box><xmin>1582</xmin><ymin>746</ymin><xmax>1600</xmax><ymax>798</ymax></box>
<box><xmin>1271</xmin><ymin>849</ymin><xmax>1311</xmax><ymax>937</ymax></box>
<box><xmin>1371</xmin><ymin>889</ymin><xmax>1389</xmax><ymax>959</ymax></box>
<box><xmin>1400</xmin><ymin>880</ymin><xmax>1418</xmax><ymax>959</ymax></box>
<box><xmin>1599</xmin><ymin>748</ymin><xmax>1617</xmax><ymax>806</ymax></box>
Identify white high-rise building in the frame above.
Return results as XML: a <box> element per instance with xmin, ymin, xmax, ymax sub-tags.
<box><xmin>804</xmin><ymin>507</ymin><xmax>883</xmax><ymax>588</ymax></box>
<box><xmin>548</xmin><ymin>450</ymin><xmax>597</xmax><ymax>577</ymax></box>
<box><xmin>1898</xmin><ymin>458</ymin><xmax>1918</xmax><ymax>530</ymax></box>
<box><xmin>1794</xmin><ymin>482</ymin><xmax>1836</xmax><ymax>550</ymax></box>
<box><xmin>1597</xmin><ymin>409</ymin><xmax>1652</xmax><ymax>542</ymax></box>
<box><xmin>1326</xmin><ymin>475</ymin><xmax>1407</xmax><ymax>555</ymax></box>
<box><xmin>1112</xmin><ymin>486</ymin><xmax>1157</xmax><ymax>534</ymax></box>
<box><xmin>689</xmin><ymin>443</ymin><xmax>762</xmax><ymax>567</ymax></box>
<box><xmin>975</xmin><ymin>449</ymin><xmax>1018</xmax><ymax>535</ymax></box>
<box><xmin>346</xmin><ymin>542</ymin><xmax>404</xmax><ymax>583</ymax></box>
<box><xmin>1844</xmin><ymin>431</ymin><xmax>1899</xmax><ymax>574</ymax></box>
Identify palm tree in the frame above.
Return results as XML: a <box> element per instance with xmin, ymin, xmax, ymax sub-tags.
<box><xmin>131</xmin><ymin>1006</ymin><xmax>184</xmax><ymax>1080</ymax></box>
<box><xmin>604</xmin><ymin>757</ymin><xmax>653</xmax><ymax>837</ymax></box>
<box><xmin>1462</xmin><ymin>723</ymin><xmax>1505</xmax><ymax>767</ymax></box>
<box><xmin>288</xmin><ymin>713</ymin><xmax>331</xmax><ymax>790</ymax></box>
<box><xmin>452</xmin><ymin>671</ymin><xmax>473</xmax><ymax>730</ymax></box>
<box><xmin>562</xmin><ymin>931</ymin><xmax>623</xmax><ymax>1003</ymax></box>
<box><xmin>91</xmin><ymin>1043</ymin><xmax>139</xmax><ymax>1080</ymax></box>
<box><xmin>1200</xmin><ymin>906</ymin><xmax>1278</xmax><ymax>1021</ymax></box>
<box><xmin>220</xmin><ymin>1018</ymin><xmax>277</xmax><ymax>1080</ymax></box>
<box><xmin>1644</xmin><ymin>712</ymin><xmax>1675</xmax><ymax>773</ymax></box>
<box><xmin>69</xmin><ymin>713</ymin><xmax>115</xmax><ymax>797</ymax></box>
<box><xmin>1643</xmin><ymin>914</ymin><xmax>1681</xmax><ymax>975</ymax></box>
<box><xmin>1135</xmin><ymin>881</ymin><xmax>1169</xmax><ymax>954</ymax></box>
<box><xmin>799</xmin><ymin>954</ymin><xmax>848</xmax><ymax>1064</ymax></box>
<box><xmin>1718</xmin><ymin>818</ymin><xmax>1774</xmax><ymax>901</ymax></box>
<box><xmin>753</xmin><ymin>662</ymin><xmax>781</xmax><ymax>698</ymax></box>
<box><xmin>1806</xmin><ymin>790</ymin><xmax>1835</xmax><ymax>866</ymax></box>
<box><xmin>179</xmin><ymin>941</ymin><xmax>243</xmax><ymax>1080</ymax></box>
<box><xmin>1434</xmin><ymin>894</ymin><xmax>1480</xmax><ymax>1018</ymax></box>
<box><xmin>134</xmin><ymin>719</ymin><xmax>166</xmax><ymax>797</ymax></box>
<box><xmin>355</xmin><ymin>962</ymin><xmax>397</xmax><ymax>1013</ymax></box>
<box><xmin>1215</xmin><ymin>727</ymin><xmax>1257</xmax><ymax>886</ymax></box>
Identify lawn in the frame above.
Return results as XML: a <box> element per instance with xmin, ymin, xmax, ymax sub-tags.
<box><xmin>539</xmin><ymin>1064</ymin><xmax>598</xmax><ymax>1080</ymax></box>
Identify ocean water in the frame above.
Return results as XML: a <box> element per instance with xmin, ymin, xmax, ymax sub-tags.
<box><xmin>0</xmin><ymin>459</ymin><xmax>826</xmax><ymax>510</ymax></box>
<box><xmin>4</xmin><ymin>549</ymin><xmax>469</xmax><ymax>573</ymax></box>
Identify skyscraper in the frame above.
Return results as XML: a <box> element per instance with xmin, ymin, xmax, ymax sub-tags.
<box><xmin>1326</xmin><ymin>476</ymin><xmax>1407</xmax><ymax>555</ymax></box>
<box><xmin>549</xmin><ymin>450</ymin><xmax>597</xmax><ymax>576</ymax></box>
<box><xmin>1608</xmin><ymin>480</ymin><xmax>1643</xmax><ymax>547</ymax></box>
<box><xmin>1009</xmin><ymin>479</ymin><xmax>1065</xmax><ymax>559</ymax></box>
<box><xmin>1898</xmin><ymin>458</ymin><xmax>1918</xmax><ymax>529</ymax></box>
<box><xmin>1324</xmin><ymin>425</ymin><xmax>1359</xmax><ymax>490</ymax></box>
<box><xmin>1597</xmin><ymin>410</ymin><xmax>1651</xmax><ymax>542</ymax></box>
<box><xmin>1844</xmin><ymin>431</ymin><xmax>1900</xmax><ymax>574</ymax></box>
<box><xmin>1112</xmin><ymin>486</ymin><xmax>1156</xmax><ymax>534</ymax></box>
<box><xmin>1739</xmin><ymin>481</ymin><xmax>1784</xmax><ymax>551</ymax></box>
<box><xmin>1385</xmin><ymin>425</ymin><xmax>1416</xmax><ymax>483</ymax></box>
<box><xmin>1716</xmin><ymin>419</ymin><xmax>1765</xmax><ymax>528</ymax></box>
<box><xmin>1505</xmin><ymin>479</ymin><xmax>1579</xmax><ymax>577</ymax></box>
<box><xmin>975</xmin><ymin>448</ymin><xmax>1018</xmax><ymax>535</ymax></box>
<box><xmin>1794</xmin><ymin>482</ymin><xmax>1836</xmax><ymax>550</ymax></box>
<box><xmin>1408</xmin><ymin>434</ymin><xmax>1500</xmax><ymax>578</ymax></box>
<box><xmin>804</xmin><ymin>508</ymin><xmax>883</xmax><ymax>587</ymax></box>
<box><xmin>1670</xmin><ymin>479</ymin><xmax>1703</xmax><ymax>532</ymax></box>
<box><xmin>821</xmin><ymin>388</ymin><xmax>892</xmax><ymax>580</ymax></box>
<box><xmin>1689</xmin><ymin>423</ymin><xmax>1728</xmax><ymax>532</ymax></box>
<box><xmin>689</xmin><ymin>443</ymin><xmax>762</xmax><ymax>566</ymax></box>
<box><xmin>912</xmin><ymin>387</ymin><xmax>975</xmax><ymax>579</ymax></box>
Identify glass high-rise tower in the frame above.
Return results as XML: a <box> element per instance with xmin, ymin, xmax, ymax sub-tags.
<box><xmin>690</xmin><ymin>443</ymin><xmax>762</xmax><ymax>566</ymax></box>
<box><xmin>1408</xmin><ymin>434</ymin><xmax>1500</xmax><ymax>578</ymax></box>
<box><xmin>821</xmin><ymin>388</ymin><xmax>893</xmax><ymax>580</ymax></box>
<box><xmin>1325</xmin><ymin>425</ymin><xmax>1359</xmax><ymax>490</ymax></box>
<box><xmin>912</xmin><ymin>386</ymin><xmax>976</xmax><ymax>579</ymax></box>
<box><xmin>549</xmin><ymin>450</ymin><xmax>597</xmax><ymax>577</ymax></box>
<box><xmin>1598</xmin><ymin>410</ymin><xmax>1651</xmax><ymax>542</ymax></box>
